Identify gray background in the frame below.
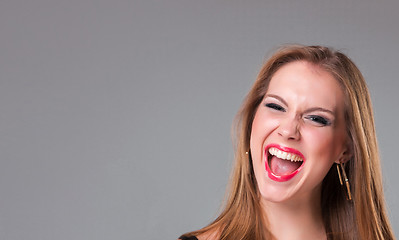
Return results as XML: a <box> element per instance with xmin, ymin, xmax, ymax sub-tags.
<box><xmin>1</xmin><ymin>0</ymin><xmax>398</xmax><ymax>239</ymax></box>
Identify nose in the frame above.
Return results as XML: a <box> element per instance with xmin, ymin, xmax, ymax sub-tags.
<box><xmin>277</xmin><ymin>116</ymin><xmax>301</xmax><ymax>140</ymax></box>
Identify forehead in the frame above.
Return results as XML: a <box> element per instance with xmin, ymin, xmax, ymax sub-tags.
<box><xmin>267</xmin><ymin>61</ymin><xmax>345</xmax><ymax>111</ymax></box>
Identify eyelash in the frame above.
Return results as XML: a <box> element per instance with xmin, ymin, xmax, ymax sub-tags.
<box><xmin>265</xmin><ymin>103</ymin><xmax>286</xmax><ymax>112</ymax></box>
<box><xmin>264</xmin><ymin>103</ymin><xmax>331</xmax><ymax>126</ymax></box>
<box><xmin>304</xmin><ymin>115</ymin><xmax>331</xmax><ymax>126</ymax></box>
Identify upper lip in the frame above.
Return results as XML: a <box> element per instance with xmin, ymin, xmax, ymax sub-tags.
<box><xmin>265</xmin><ymin>143</ymin><xmax>306</xmax><ymax>161</ymax></box>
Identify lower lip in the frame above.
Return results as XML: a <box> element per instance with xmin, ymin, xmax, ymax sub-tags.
<box><xmin>264</xmin><ymin>145</ymin><xmax>305</xmax><ymax>182</ymax></box>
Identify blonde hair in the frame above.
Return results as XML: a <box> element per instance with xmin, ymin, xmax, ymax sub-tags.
<box><xmin>181</xmin><ymin>45</ymin><xmax>395</xmax><ymax>240</ymax></box>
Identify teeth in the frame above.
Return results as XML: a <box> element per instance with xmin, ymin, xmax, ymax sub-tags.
<box><xmin>268</xmin><ymin>147</ymin><xmax>303</xmax><ymax>162</ymax></box>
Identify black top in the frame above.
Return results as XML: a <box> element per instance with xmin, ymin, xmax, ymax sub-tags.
<box><xmin>179</xmin><ymin>236</ymin><xmax>198</xmax><ymax>240</ymax></box>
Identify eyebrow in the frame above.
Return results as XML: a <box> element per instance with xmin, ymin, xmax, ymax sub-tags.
<box><xmin>264</xmin><ymin>94</ymin><xmax>335</xmax><ymax>116</ymax></box>
<box><xmin>305</xmin><ymin>107</ymin><xmax>335</xmax><ymax>116</ymax></box>
<box><xmin>265</xmin><ymin>94</ymin><xmax>288</xmax><ymax>106</ymax></box>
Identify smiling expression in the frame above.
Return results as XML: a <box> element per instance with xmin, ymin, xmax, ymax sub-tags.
<box><xmin>250</xmin><ymin>61</ymin><xmax>349</xmax><ymax>203</ymax></box>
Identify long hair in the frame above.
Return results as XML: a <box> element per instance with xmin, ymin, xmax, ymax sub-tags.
<box><xmin>181</xmin><ymin>45</ymin><xmax>395</xmax><ymax>240</ymax></box>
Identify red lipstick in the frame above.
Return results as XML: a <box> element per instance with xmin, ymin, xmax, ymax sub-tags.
<box><xmin>265</xmin><ymin>143</ymin><xmax>305</xmax><ymax>182</ymax></box>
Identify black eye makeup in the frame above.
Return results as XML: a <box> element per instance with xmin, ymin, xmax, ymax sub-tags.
<box><xmin>265</xmin><ymin>103</ymin><xmax>286</xmax><ymax>112</ymax></box>
<box><xmin>263</xmin><ymin>95</ymin><xmax>334</xmax><ymax>127</ymax></box>
<box><xmin>304</xmin><ymin>115</ymin><xmax>332</xmax><ymax>126</ymax></box>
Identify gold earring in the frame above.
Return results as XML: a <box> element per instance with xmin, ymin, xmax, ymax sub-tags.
<box><xmin>336</xmin><ymin>163</ymin><xmax>352</xmax><ymax>200</ymax></box>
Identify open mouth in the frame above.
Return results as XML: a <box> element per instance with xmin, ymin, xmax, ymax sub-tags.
<box><xmin>265</xmin><ymin>144</ymin><xmax>305</xmax><ymax>182</ymax></box>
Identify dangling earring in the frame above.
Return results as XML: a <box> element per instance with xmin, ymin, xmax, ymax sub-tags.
<box><xmin>336</xmin><ymin>163</ymin><xmax>352</xmax><ymax>200</ymax></box>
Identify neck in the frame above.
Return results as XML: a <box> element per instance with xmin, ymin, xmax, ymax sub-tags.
<box><xmin>261</xmin><ymin>189</ymin><xmax>326</xmax><ymax>240</ymax></box>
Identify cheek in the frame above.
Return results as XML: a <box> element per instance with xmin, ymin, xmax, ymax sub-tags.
<box><xmin>302</xmin><ymin>128</ymin><xmax>343</xmax><ymax>164</ymax></box>
<box><xmin>250</xmin><ymin>112</ymin><xmax>280</xmax><ymax>182</ymax></box>
<box><xmin>250</xmin><ymin>112</ymin><xmax>279</xmax><ymax>145</ymax></box>
<box><xmin>250</xmin><ymin>119</ymin><xmax>277</xmax><ymax>164</ymax></box>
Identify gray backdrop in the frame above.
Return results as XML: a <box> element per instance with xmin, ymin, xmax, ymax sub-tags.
<box><xmin>1</xmin><ymin>0</ymin><xmax>398</xmax><ymax>239</ymax></box>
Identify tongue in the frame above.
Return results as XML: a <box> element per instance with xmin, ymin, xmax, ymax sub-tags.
<box><xmin>270</xmin><ymin>156</ymin><xmax>302</xmax><ymax>175</ymax></box>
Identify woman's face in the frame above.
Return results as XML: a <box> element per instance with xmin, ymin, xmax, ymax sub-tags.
<box><xmin>250</xmin><ymin>61</ymin><xmax>348</xmax><ymax>203</ymax></box>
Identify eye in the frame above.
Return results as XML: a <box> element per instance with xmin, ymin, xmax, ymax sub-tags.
<box><xmin>265</xmin><ymin>103</ymin><xmax>286</xmax><ymax>112</ymax></box>
<box><xmin>305</xmin><ymin>115</ymin><xmax>331</xmax><ymax>126</ymax></box>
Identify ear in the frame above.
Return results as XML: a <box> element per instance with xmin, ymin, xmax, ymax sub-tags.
<box><xmin>335</xmin><ymin>145</ymin><xmax>353</xmax><ymax>164</ymax></box>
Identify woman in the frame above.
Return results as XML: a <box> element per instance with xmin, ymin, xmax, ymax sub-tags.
<box><xmin>179</xmin><ymin>45</ymin><xmax>395</xmax><ymax>240</ymax></box>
